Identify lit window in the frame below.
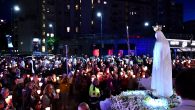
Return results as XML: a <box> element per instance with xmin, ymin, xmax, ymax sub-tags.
<box><xmin>67</xmin><ymin>5</ymin><xmax>70</xmax><ymax>10</ymax></box>
<box><xmin>43</xmin><ymin>24</ymin><xmax>45</xmax><ymax>27</ymax></box>
<box><xmin>42</xmin><ymin>32</ymin><xmax>46</xmax><ymax>36</ymax></box>
<box><xmin>42</xmin><ymin>15</ymin><xmax>45</xmax><ymax>20</ymax></box>
<box><xmin>42</xmin><ymin>46</ymin><xmax>46</xmax><ymax>52</ymax></box>
<box><xmin>170</xmin><ymin>41</ymin><xmax>179</xmax><ymax>46</ymax></box>
<box><xmin>91</xmin><ymin>20</ymin><xmax>94</xmax><ymax>25</ymax></box>
<box><xmin>47</xmin><ymin>33</ymin><xmax>50</xmax><ymax>37</ymax></box>
<box><xmin>42</xmin><ymin>38</ymin><xmax>46</xmax><ymax>43</ymax></box>
<box><xmin>76</xmin><ymin>27</ymin><xmax>79</xmax><ymax>32</ymax></box>
<box><xmin>75</xmin><ymin>5</ymin><xmax>79</xmax><ymax>10</ymax></box>
<box><xmin>80</xmin><ymin>0</ymin><xmax>82</xmax><ymax>3</ymax></box>
<box><xmin>50</xmin><ymin>33</ymin><xmax>54</xmax><ymax>37</ymax></box>
<box><xmin>103</xmin><ymin>1</ymin><xmax>107</xmax><ymax>4</ymax></box>
<box><xmin>67</xmin><ymin>27</ymin><xmax>70</xmax><ymax>32</ymax></box>
<box><xmin>92</xmin><ymin>0</ymin><xmax>94</xmax><ymax>4</ymax></box>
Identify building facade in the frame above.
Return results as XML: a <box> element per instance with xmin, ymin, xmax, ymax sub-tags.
<box><xmin>15</xmin><ymin>0</ymin><xmax>183</xmax><ymax>54</ymax></box>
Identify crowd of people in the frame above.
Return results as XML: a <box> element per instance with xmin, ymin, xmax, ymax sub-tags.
<box><xmin>0</xmin><ymin>54</ymin><xmax>193</xmax><ymax>110</ymax></box>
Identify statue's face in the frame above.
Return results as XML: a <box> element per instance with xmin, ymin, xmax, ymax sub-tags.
<box><xmin>153</xmin><ymin>26</ymin><xmax>158</xmax><ymax>32</ymax></box>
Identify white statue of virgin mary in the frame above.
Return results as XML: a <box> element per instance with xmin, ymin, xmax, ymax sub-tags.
<box><xmin>151</xmin><ymin>25</ymin><xmax>173</xmax><ymax>97</ymax></box>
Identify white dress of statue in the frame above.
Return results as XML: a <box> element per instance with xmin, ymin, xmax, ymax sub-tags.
<box><xmin>151</xmin><ymin>25</ymin><xmax>173</xmax><ymax>97</ymax></box>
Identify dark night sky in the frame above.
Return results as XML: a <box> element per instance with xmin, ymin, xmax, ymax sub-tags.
<box><xmin>176</xmin><ymin>0</ymin><xmax>195</xmax><ymax>21</ymax></box>
<box><xmin>0</xmin><ymin>0</ymin><xmax>195</xmax><ymax>22</ymax></box>
<box><xmin>0</xmin><ymin>0</ymin><xmax>12</xmax><ymax>21</ymax></box>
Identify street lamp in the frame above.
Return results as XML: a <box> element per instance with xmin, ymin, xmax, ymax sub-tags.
<box><xmin>13</xmin><ymin>5</ymin><xmax>20</xmax><ymax>12</ymax></box>
<box><xmin>144</xmin><ymin>22</ymin><xmax>149</xmax><ymax>27</ymax></box>
<box><xmin>11</xmin><ymin>5</ymin><xmax>20</xmax><ymax>51</ymax></box>
<box><xmin>97</xmin><ymin>12</ymin><xmax>103</xmax><ymax>55</ymax></box>
<box><xmin>49</xmin><ymin>24</ymin><xmax>53</xmax><ymax>28</ymax></box>
<box><xmin>49</xmin><ymin>23</ymin><xmax>54</xmax><ymax>36</ymax></box>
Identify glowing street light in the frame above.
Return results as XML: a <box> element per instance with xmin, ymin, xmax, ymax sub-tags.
<box><xmin>97</xmin><ymin>12</ymin><xmax>102</xmax><ymax>17</ymax></box>
<box><xmin>14</xmin><ymin>5</ymin><xmax>20</xmax><ymax>12</ymax></box>
<box><xmin>49</xmin><ymin>24</ymin><xmax>53</xmax><ymax>28</ymax></box>
<box><xmin>0</xmin><ymin>19</ymin><xmax>4</xmax><ymax>22</ymax></box>
<box><xmin>97</xmin><ymin>12</ymin><xmax>103</xmax><ymax>55</ymax></box>
<box><xmin>144</xmin><ymin>22</ymin><xmax>149</xmax><ymax>27</ymax></box>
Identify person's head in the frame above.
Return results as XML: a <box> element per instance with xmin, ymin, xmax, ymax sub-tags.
<box><xmin>78</xmin><ymin>102</ymin><xmax>90</xmax><ymax>110</ymax></box>
<box><xmin>103</xmin><ymin>88</ymin><xmax>111</xmax><ymax>98</ymax></box>
<box><xmin>1</xmin><ymin>88</ymin><xmax>9</xmax><ymax>98</ymax></box>
<box><xmin>92</xmin><ymin>78</ymin><xmax>99</xmax><ymax>86</ymax></box>
<box><xmin>175</xmin><ymin>69</ymin><xmax>195</xmax><ymax>100</ymax></box>
<box><xmin>44</xmin><ymin>84</ymin><xmax>54</xmax><ymax>94</ymax></box>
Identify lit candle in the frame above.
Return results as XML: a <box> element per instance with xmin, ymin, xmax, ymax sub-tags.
<box><xmin>45</xmin><ymin>107</ymin><xmax>51</xmax><ymax>110</ymax></box>
<box><xmin>27</xmin><ymin>74</ymin><xmax>30</xmax><ymax>78</ymax></box>
<box><xmin>39</xmin><ymin>82</ymin><xmax>43</xmax><ymax>87</ymax></box>
<box><xmin>8</xmin><ymin>95</ymin><xmax>12</xmax><ymax>100</ymax></box>
<box><xmin>37</xmin><ymin>90</ymin><xmax>41</xmax><ymax>95</ymax></box>
<box><xmin>38</xmin><ymin>78</ymin><xmax>42</xmax><ymax>82</ymax></box>
<box><xmin>120</xmin><ymin>72</ymin><xmax>123</xmax><ymax>76</ymax></box>
<box><xmin>56</xmin><ymin>89</ymin><xmax>60</xmax><ymax>94</ymax></box>
<box><xmin>143</xmin><ymin>66</ymin><xmax>148</xmax><ymax>71</ymax></box>
<box><xmin>91</xmin><ymin>77</ymin><xmax>95</xmax><ymax>82</ymax></box>
<box><xmin>45</xmin><ymin>78</ymin><xmax>47</xmax><ymax>82</ymax></box>
<box><xmin>97</xmin><ymin>74</ymin><xmax>100</xmax><ymax>80</ymax></box>
<box><xmin>30</xmin><ymin>77</ymin><xmax>33</xmax><ymax>81</ymax></box>
<box><xmin>56</xmin><ymin>77</ymin><xmax>59</xmax><ymax>81</ymax></box>
<box><xmin>125</xmin><ymin>74</ymin><xmax>128</xmax><ymax>78</ymax></box>
<box><xmin>130</xmin><ymin>71</ymin><xmax>134</xmax><ymax>76</ymax></box>
<box><xmin>40</xmin><ymin>95</ymin><xmax>43</xmax><ymax>100</ymax></box>
<box><xmin>142</xmin><ymin>75</ymin><xmax>145</xmax><ymax>78</ymax></box>
<box><xmin>133</xmin><ymin>75</ymin><xmax>136</xmax><ymax>78</ymax></box>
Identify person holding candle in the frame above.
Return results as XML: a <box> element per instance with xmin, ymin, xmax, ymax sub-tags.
<box><xmin>89</xmin><ymin>78</ymin><xmax>100</xmax><ymax>110</ymax></box>
<box><xmin>42</xmin><ymin>84</ymin><xmax>59</xmax><ymax>109</ymax></box>
<box><xmin>59</xmin><ymin>76</ymin><xmax>70</xmax><ymax>110</ymax></box>
<box><xmin>0</xmin><ymin>88</ymin><xmax>14</xmax><ymax>110</ymax></box>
